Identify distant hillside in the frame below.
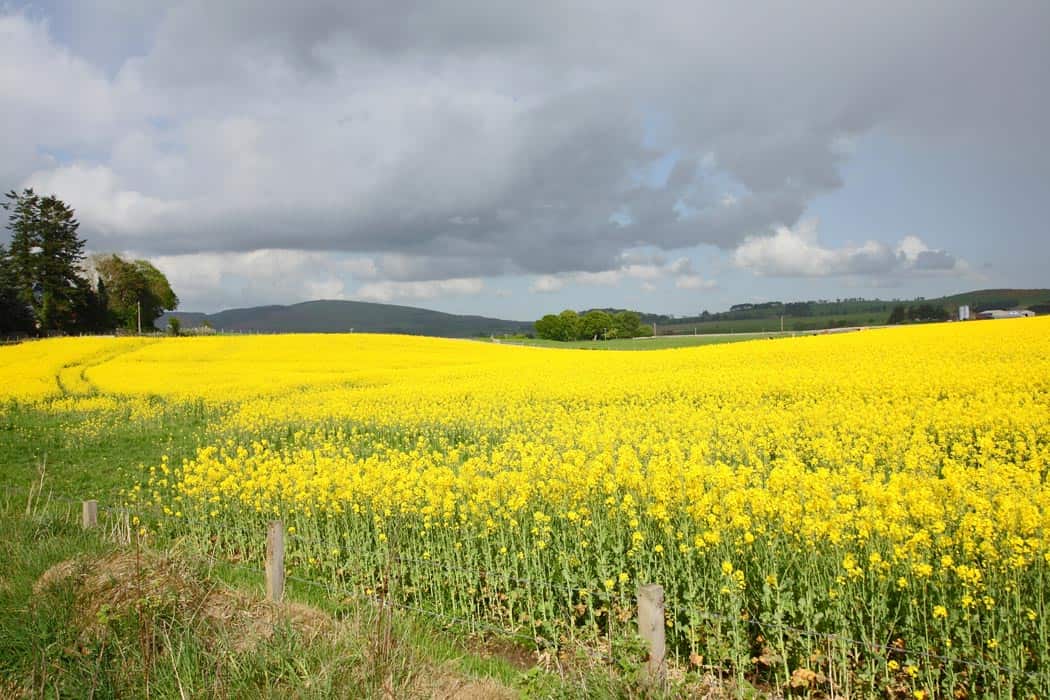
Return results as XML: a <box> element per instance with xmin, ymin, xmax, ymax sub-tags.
<box><xmin>159</xmin><ymin>312</ymin><xmax>209</xmax><ymax>328</ymax></box>
<box><xmin>654</xmin><ymin>288</ymin><xmax>1050</xmax><ymax>335</ymax></box>
<box><xmin>156</xmin><ymin>288</ymin><xmax>1048</xmax><ymax>338</ymax></box>
<box><xmin>157</xmin><ymin>300</ymin><xmax>533</xmax><ymax>337</ymax></box>
<box><xmin>935</xmin><ymin>288</ymin><xmax>1050</xmax><ymax>311</ymax></box>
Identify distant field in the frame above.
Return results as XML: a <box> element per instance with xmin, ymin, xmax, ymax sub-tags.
<box><xmin>658</xmin><ymin>311</ymin><xmax>885</xmax><ymax>335</ymax></box>
<box><xmin>488</xmin><ymin>331</ymin><xmax>795</xmax><ymax>350</ymax></box>
<box><xmin>653</xmin><ymin>288</ymin><xmax>1050</xmax><ymax>335</ymax></box>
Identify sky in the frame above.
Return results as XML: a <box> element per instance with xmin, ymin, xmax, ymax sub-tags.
<box><xmin>1</xmin><ymin>1</ymin><xmax>1047</xmax><ymax>320</ymax></box>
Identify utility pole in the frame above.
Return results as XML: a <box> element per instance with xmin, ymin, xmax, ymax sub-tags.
<box><xmin>137</xmin><ymin>301</ymin><xmax>142</xmax><ymax>335</ymax></box>
<box><xmin>780</xmin><ymin>315</ymin><xmax>784</xmax><ymax>333</ymax></box>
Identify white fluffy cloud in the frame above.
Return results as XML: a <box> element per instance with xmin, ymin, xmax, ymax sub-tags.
<box><xmin>355</xmin><ymin>278</ymin><xmax>484</xmax><ymax>303</ymax></box>
<box><xmin>530</xmin><ymin>275</ymin><xmax>566</xmax><ymax>293</ymax></box>
<box><xmin>27</xmin><ymin>164</ymin><xmax>179</xmax><ymax>238</ymax></box>
<box><xmin>146</xmin><ymin>249</ymin><xmax>380</xmax><ymax>309</ymax></box>
<box><xmin>528</xmin><ymin>255</ymin><xmax>716</xmax><ymax>294</ymax></box>
<box><xmin>145</xmin><ymin>248</ymin><xmax>490</xmax><ymax>308</ymax></box>
<box><xmin>675</xmin><ymin>275</ymin><xmax>718</xmax><ymax>290</ymax></box>
<box><xmin>732</xmin><ymin>220</ymin><xmax>966</xmax><ymax>278</ymax></box>
<box><xmin>0</xmin><ymin>14</ymin><xmax>127</xmax><ymax>184</ymax></box>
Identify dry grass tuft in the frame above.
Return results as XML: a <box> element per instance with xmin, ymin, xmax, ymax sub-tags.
<box><xmin>405</xmin><ymin>662</ymin><xmax>519</xmax><ymax>700</ymax></box>
<box><xmin>32</xmin><ymin>557</ymin><xmax>81</xmax><ymax>595</ymax></box>
<box><xmin>33</xmin><ymin>550</ymin><xmax>337</xmax><ymax>653</ymax></box>
<box><xmin>30</xmin><ymin>549</ymin><xmax>523</xmax><ymax>698</ymax></box>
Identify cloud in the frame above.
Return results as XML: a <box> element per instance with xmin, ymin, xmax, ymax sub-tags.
<box><xmin>622</xmin><ymin>264</ymin><xmax>665</xmax><ymax>281</ymax></box>
<box><xmin>146</xmin><ymin>249</ymin><xmax>377</xmax><ymax>310</ymax></box>
<box><xmin>26</xmin><ymin>164</ymin><xmax>179</xmax><ymax>238</ymax></box>
<box><xmin>529</xmin><ymin>255</ymin><xmax>716</xmax><ymax>293</ymax></box>
<box><xmin>0</xmin><ymin>13</ymin><xmax>128</xmax><ymax>185</ymax></box>
<box><xmin>675</xmin><ymin>275</ymin><xmax>717</xmax><ymax>290</ymax></box>
<box><xmin>354</xmin><ymin>277</ymin><xmax>485</xmax><ymax>302</ymax></box>
<box><xmin>732</xmin><ymin>220</ymin><xmax>965</xmax><ymax>278</ymax></box>
<box><xmin>913</xmin><ymin>250</ymin><xmax>958</xmax><ymax>271</ymax></box>
<box><xmin>304</xmin><ymin>278</ymin><xmax>347</xmax><ymax>300</ymax></box>
<box><xmin>2</xmin><ymin>1</ymin><xmax>1047</xmax><ymax>303</ymax></box>
<box><xmin>574</xmin><ymin>270</ymin><xmax>623</xmax><ymax>286</ymax></box>
<box><xmin>895</xmin><ymin>235</ymin><xmax>960</xmax><ymax>271</ymax></box>
<box><xmin>619</xmin><ymin>250</ymin><xmax>667</xmax><ymax>267</ymax></box>
<box><xmin>146</xmin><ymin>248</ymin><xmax>489</xmax><ymax>309</ymax></box>
<box><xmin>668</xmin><ymin>257</ymin><xmax>693</xmax><ymax>275</ymax></box>
<box><xmin>530</xmin><ymin>275</ymin><xmax>565</xmax><ymax>293</ymax></box>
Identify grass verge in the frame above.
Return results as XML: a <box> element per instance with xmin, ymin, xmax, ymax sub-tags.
<box><xmin>0</xmin><ymin>496</ymin><xmax>685</xmax><ymax>699</ymax></box>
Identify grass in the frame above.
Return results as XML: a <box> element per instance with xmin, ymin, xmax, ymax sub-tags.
<box><xmin>2</xmin><ymin>404</ymin><xmax>520</xmax><ymax>698</ymax></box>
<box><xmin>1</xmin><ymin>503</ymin><xmax>391</xmax><ymax>697</ymax></box>
<box><xmin>0</xmin><ymin>495</ymin><xmax>646</xmax><ymax>698</ymax></box>
<box><xmin>0</xmin><ymin>413</ymin><xmax>681</xmax><ymax>698</ymax></box>
<box><xmin>489</xmin><ymin>332</ymin><xmax>795</xmax><ymax>350</ymax></box>
<box><xmin>657</xmin><ymin>312</ymin><xmax>883</xmax><ymax>335</ymax></box>
<box><xmin>0</xmin><ymin>397</ymin><xmax>212</xmax><ymax>502</ymax></box>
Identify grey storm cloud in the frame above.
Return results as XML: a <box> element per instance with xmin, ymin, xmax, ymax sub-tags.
<box><xmin>912</xmin><ymin>250</ymin><xmax>959</xmax><ymax>272</ymax></box>
<box><xmin>2</xmin><ymin>0</ymin><xmax>1049</xmax><ymax>283</ymax></box>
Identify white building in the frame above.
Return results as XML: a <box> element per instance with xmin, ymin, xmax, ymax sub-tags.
<box><xmin>976</xmin><ymin>309</ymin><xmax>1035</xmax><ymax>320</ymax></box>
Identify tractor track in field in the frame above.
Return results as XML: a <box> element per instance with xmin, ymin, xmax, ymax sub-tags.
<box><xmin>53</xmin><ymin>338</ymin><xmax>162</xmax><ymax>397</ymax></box>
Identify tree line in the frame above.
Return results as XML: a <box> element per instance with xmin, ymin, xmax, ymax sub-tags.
<box><xmin>534</xmin><ymin>309</ymin><xmax>653</xmax><ymax>341</ymax></box>
<box><xmin>886</xmin><ymin>303</ymin><xmax>950</xmax><ymax>325</ymax></box>
<box><xmin>0</xmin><ymin>189</ymin><xmax>178</xmax><ymax>336</ymax></box>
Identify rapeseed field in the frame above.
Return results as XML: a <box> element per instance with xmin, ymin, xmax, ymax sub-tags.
<box><xmin>2</xmin><ymin>318</ymin><xmax>1048</xmax><ymax>696</ymax></box>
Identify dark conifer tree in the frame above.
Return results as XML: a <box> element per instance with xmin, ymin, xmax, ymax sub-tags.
<box><xmin>2</xmin><ymin>189</ymin><xmax>89</xmax><ymax>333</ymax></box>
<box><xmin>0</xmin><ymin>243</ymin><xmax>35</xmax><ymax>334</ymax></box>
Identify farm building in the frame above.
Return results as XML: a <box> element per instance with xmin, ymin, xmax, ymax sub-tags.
<box><xmin>976</xmin><ymin>309</ymin><xmax>1036</xmax><ymax>320</ymax></box>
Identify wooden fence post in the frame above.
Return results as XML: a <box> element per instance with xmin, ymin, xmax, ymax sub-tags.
<box><xmin>637</xmin><ymin>583</ymin><xmax>666</xmax><ymax>687</ymax></box>
<box><xmin>266</xmin><ymin>520</ymin><xmax>285</xmax><ymax>602</ymax></box>
<box><xmin>82</xmin><ymin>500</ymin><xmax>98</xmax><ymax>530</ymax></box>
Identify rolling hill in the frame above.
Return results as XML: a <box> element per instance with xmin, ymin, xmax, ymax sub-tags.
<box><xmin>653</xmin><ymin>288</ymin><xmax>1050</xmax><ymax>334</ymax></box>
<box><xmin>156</xmin><ymin>300</ymin><xmax>533</xmax><ymax>337</ymax></box>
<box><xmin>156</xmin><ymin>288</ymin><xmax>1048</xmax><ymax>338</ymax></box>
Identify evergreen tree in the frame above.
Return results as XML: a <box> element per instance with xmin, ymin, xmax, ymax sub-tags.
<box><xmin>2</xmin><ymin>189</ymin><xmax>89</xmax><ymax>332</ymax></box>
<box><xmin>0</xmin><ymin>244</ymin><xmax>35</xmax><ymax>334</ymax></box>
<box><xmin>95</xmin><ymin>276</ymin><xmax>112</xmax><ymax>329</ymax></box>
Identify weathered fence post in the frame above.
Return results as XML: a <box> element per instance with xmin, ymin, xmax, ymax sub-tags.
<box><xmin>82</xmin><ymin>499</ymin><xmax>98</xmax><ymax>530</ymax></box>
<box><xmin>266</xmin><ymin>520</ymin><xmax>285</xmax><ymax>602</ymax></box>
<box><xmin>637</xmin><ymin>583</ymin><xmax>666</xmax><ymax>687</ymax></box>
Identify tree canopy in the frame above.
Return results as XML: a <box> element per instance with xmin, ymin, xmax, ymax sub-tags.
<box><xmin>0</xmin><ymin>188</ymin><xmax>178</xmax><ymax>335</ymax></box>
<box><xmin>534</xmin><ymin>309</ymin><xmax>653</xmax><ymax>341</ymax></box>
<box><xmin>886</xmin><ymin>303</ymin><xmax>950</xmax><ymax>325</ymax></box>
<box><xmin>92</xmin><ymin>254</ymin><xmax>179</xmax><ymax>331</ymax></box>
